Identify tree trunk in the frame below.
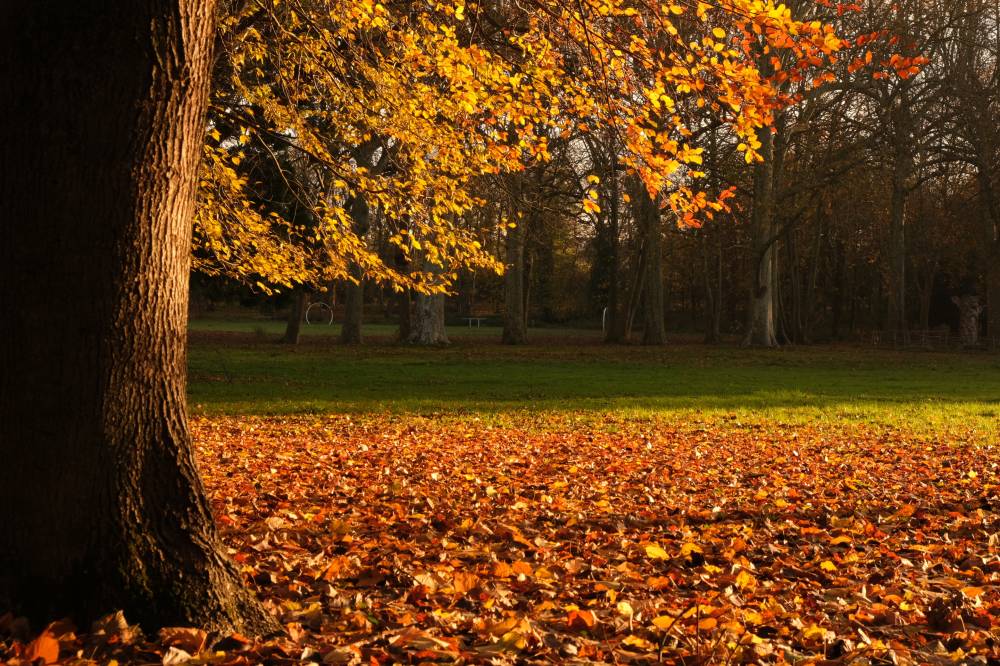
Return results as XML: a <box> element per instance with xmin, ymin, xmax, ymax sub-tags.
<box><xmin>410</xmin><ymin>292</ymin><xmax>449</xmax><ymax>344</ymax></box>
<box><xmin>397</xmin><ymin>288</ymin><xmax>412</xmax><ymax>342</ymax></box>
<box><xmin>885</xmin><ymin>170</ymin><xmax>908</xmax><ymax>340</ymax></box>
<box><xmin>605</xmin><ymin>167</ymin><xmax>626</xmax><ymax>343</ymax></box>
<box><xmin>0</xmin><ymin>2</ymin><xmax>274</xmax><ymax>633</ymax></box>
<box><xmin>341</xmin><ymin>195</ymin><xmax>370</xmax><ymax>345</ymax></box>
<box><xmin>409</xmin><ymin>257</ymin><xmax>450</xmax><ymax>345</ymax></box>
<box><xmin>745</xmin><ymin>125</ymin><xmax>779</xmax><ymax>347</ymax></box>
<box><xmin>635</xmin><ymin>184</ymin><xmax>666</xmax><ymax>345</ymax></box>
<box><xmin>341</xmin><ymin>269</ymin><xmax>365</xmax><ymax>344</ymax></box>
<box><xmin>702</xmin><ymin>230</ymin><xmax>723</xmax><ymax>343</ymax></box>
<box><xmin>502</xmin><ymin>219</ymin><xmax>528</xmax><ymax>344</ymax></box>
<box><xmin>283</xmin><ymin>289</ymin><xmax>309</xmax><ymax>344</ymax></box>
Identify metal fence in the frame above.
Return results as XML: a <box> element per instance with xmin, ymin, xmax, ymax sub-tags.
<box><xmin>870</xmin><ymin>329</ymin><xmax>1000</xmax><ymax>351</ymax></box>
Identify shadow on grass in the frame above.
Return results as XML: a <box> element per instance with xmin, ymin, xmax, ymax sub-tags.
<box><xmin>187</xmin><ymin>330</ymin><xmax>1000</xmax><ymax>435</ymax></box>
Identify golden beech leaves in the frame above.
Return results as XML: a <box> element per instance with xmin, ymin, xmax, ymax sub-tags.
<box><xmin>195</xmin><ymin>0</ymin><xmax>850</xmax><ymax>292</ymax></box>
<box><xmin>4</xmin><ymin>415</ymin><xmax>1000</xmax><ymax>662</ymax></box>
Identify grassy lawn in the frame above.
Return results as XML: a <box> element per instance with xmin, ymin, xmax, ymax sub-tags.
<box><xmin>188</xmin><ymin>318</ymin><xmax>1000</xmax><ymax>439</ymax></box>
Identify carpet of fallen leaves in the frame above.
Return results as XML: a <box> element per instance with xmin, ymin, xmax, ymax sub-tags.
<box><xmin>4</xmin><ymin>415</ymin><xmax>1000</xmax><ymax>665</ymax></box>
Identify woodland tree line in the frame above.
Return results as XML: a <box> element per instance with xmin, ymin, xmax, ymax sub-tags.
<box><xmin>195</xmin><ymin>0</ymin><xmax>1000</xmax><ymax>349</ymax></box>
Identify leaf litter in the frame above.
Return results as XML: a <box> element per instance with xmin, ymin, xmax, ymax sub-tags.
<box><xmin>2</xmin><ymin>414</ymin><xmax>999</xmax><ymax>664</ymax></box>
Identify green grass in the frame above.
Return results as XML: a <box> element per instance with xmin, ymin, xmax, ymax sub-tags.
<box><xmin>187</xmin><ymin>317</ymin><xmax>1000</xmax><ymax>439</ymax></box>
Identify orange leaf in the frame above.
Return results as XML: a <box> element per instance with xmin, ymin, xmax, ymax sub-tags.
<box><xmin>25</xmin><ymin>631</ymin><xmax>59</xmax><ymax>664</ymax></box>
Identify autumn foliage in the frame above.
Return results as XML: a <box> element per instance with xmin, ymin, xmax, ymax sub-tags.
<box><xmin>5</xmin><ymin>415</ymin><xmax>997</xmax><ymax>664</ymax></box>
<box><xmin>194</xmin><ymin>0</ymin><xmax>865</xmax><ymax>293</ymax></box>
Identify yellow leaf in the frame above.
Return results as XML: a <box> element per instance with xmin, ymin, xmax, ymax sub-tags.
<box><xmin>645</xmin><ymin>543</ymin><xmax>670</xmax><ymax>560</ymax></box>
<box><xmin>622</xmin><ymin>634</ymin><xmax>655</xmax><ymax>650</ymax></box>
<box><xmin>679</xmin><ymin>542</ymin><xmax>702</xmax><ymax>558</ymax></box>
<box><xmin>735</xmin><ymin>569</ymin><xmax>756</xmax><ymax>590</ymax></box>
<box><xmin>652</xmin><ymin>615</ymin><xmax>675</xmax><ymax>630</ymax></box>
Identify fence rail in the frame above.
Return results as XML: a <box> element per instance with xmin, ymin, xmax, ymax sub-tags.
<box><xmin>870</xmin><ymin>329</ymin><xmax>1000</xmax><ymax>351</ymax></box>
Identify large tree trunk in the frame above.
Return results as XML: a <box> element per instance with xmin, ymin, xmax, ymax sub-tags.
<box><xmin>341</xmin><ymin>268</ymin><xmax>365</xmax><ymax>344</ymax></box>
<box><xmin>502</xmin><ymin>218</ymin><xmax>528</xmax><ymax>344</ymax></box>
<box><xmin>283</xmin><ymin>289</ymin><xmax>309</xmax><ymax>344</ymax></box>
<box><xmin>410</xmin><ymin>292</ymin><xmax>450</xmax><ymax>344</ymax></box>
<box><xmin>745</xmin><ymin>125</ymin><xmax>779</xmax><ymax>347</ymax></box>
<box><xmin>635</xmin><ymin>183</ymin><xmax>666</xmax><ymax>345</ymax></box>
<box><xmin>410</xmin><ymin>257</ymin><xmax>450</xmax><ymax>345</ymax></box>
<box><xmin>0</xmin><ymin>2</ymin><xmax>274</xmax><ymax>633</ymax></box>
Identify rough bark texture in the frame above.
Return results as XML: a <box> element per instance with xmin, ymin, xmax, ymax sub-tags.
<box><xmin>410</xmin><ymin>292</ymin><xmax>450</xmax><ymax>345</ymax></box>
<box><xmin>635</xmin><ymin>185</ymin><xmax>667</xmax><ymax>345</ymax></box>
<box><xmin>341</xmin><ymin>269</ymin><xmax>365</xmax><ymax>344</ymax></box>
<box><xmin>0</xmin><ymin>2</ymin><xmax>275</xmax><ymax>634</ymax></box>
<box><xmin>745</xmin><ymin>125</ymin><xmax>779</xmax><ymax>347</ymax></box>
<box><xmin>408</xmin><ymin>258</ymin><xmax>450</xmax><ymax>345</ymax></box>
<box><xmin>502</xmin><ymin>220</ymin><xmax>528</xmax><ymax>345</ymax></box>
<box><xmin>283</xmin><ymin>289</ymin><xmax>309</xmax><ymax>344</ymax></box>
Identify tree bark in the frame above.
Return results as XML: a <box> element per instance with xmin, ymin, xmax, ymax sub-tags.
<box><xmin>341</xmin><ymin>268</ymin><xmax>365</xmax><ymax>344</ymax></box>
<box><xmin>604</xmin><ymin>163</ymin><xmax>627</xmax><ymax>343</ymax></box>
<box><xmin>745</xmin><ymin>125</ymin><xmax>779</xmax><ymax>347</ymax></box>
<box><xmin>283</xmin><ymin>289</ymin><xmax>309</xmax><ymax>344</ymax></box>
<box><xmin>885</xmin><ymin>96</ymin><xmax>914</xmax><ymax>341</ymax></box>
<box><xmin>341</xmin><ymin>195</ymin><xmax>370</xmax><ymax>345</ymax></box>
<box><xmin>410</xmin><ymin>291</ymin><xmax>450</xmax><ymax>345</ymax></box>
<box><xmin>0</xmin><ymin>2</ymin><xmax>274</xmax><ymax>633</ymax></box>
<box><xmin>502</xmin><ymin>218</ymin><xmax>528</xmax><ymax>344</ymax></box>
<box><xmin>885</xmin><ymin>166</ymin><xmax>909</xmax><ymax>340</ymax></box>
<box><xmin>635</xmin><ymin>183</ymin><xmax>666</xmax><ymax>345</ymax></box>
<box><xmin>397</xmin><ymin>288</ymin><xmax>412</xmax><ymax>342</ymax></box>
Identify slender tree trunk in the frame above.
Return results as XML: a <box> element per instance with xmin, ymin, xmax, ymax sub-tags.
<box><xmin>605</xmin><ymin>167</ymin><xmax>626</xmax><ymax>343</ymax></box>
<box><xmin>622</xmin><ymin>247</ymin><xmax>645</xmax><ymax>341</ymax></box>
<box><xmin>701</xmin><ymin>230</ymin><xmax>724</xmax><ymax>343</ymax></box>
<box><xmin>831</xmin><ymin>240</ymin><xmax>846</xmax><ymax>340</ymax></box>
<box><xmin>802</xmin><ymin>217</ymin><xmax>823</xmax><ymax>343</ymax></box>
<box><xmin>745</xmin><ymin>125</ymin><xmax>779</xmax><ymax>347</ymax></box>
<box><xmin>886</xmin><ymin>169</ymin><xmax>908</xmax><ymax>340</ymax></box>
<box><xmin>635</xmin><ymin>184</ymin><xmax>666</xmax><ymax>345</ymax></box>
<box><xmin>341</xmin><ymin>195</ymin><xmax>370</xmax><ymax>344</ymax></box>
<box><xmin>0</xmin><ymin>2</ymin><xmax>274</xmax><ymax>633</ymax></box>
<box><xmin>283</xmin><ymin>289</ymin><xmax>309</xmax><ymax>344</ymax></box>
<box><xmin>397</xmin><ymin>289</ymin><xmax>412</xmax><ymax>342</ymax></box>
<box><xmin>502</xmin><ymin>218</ymin><xmax>528</xmax><ymax>344</ymax></box>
